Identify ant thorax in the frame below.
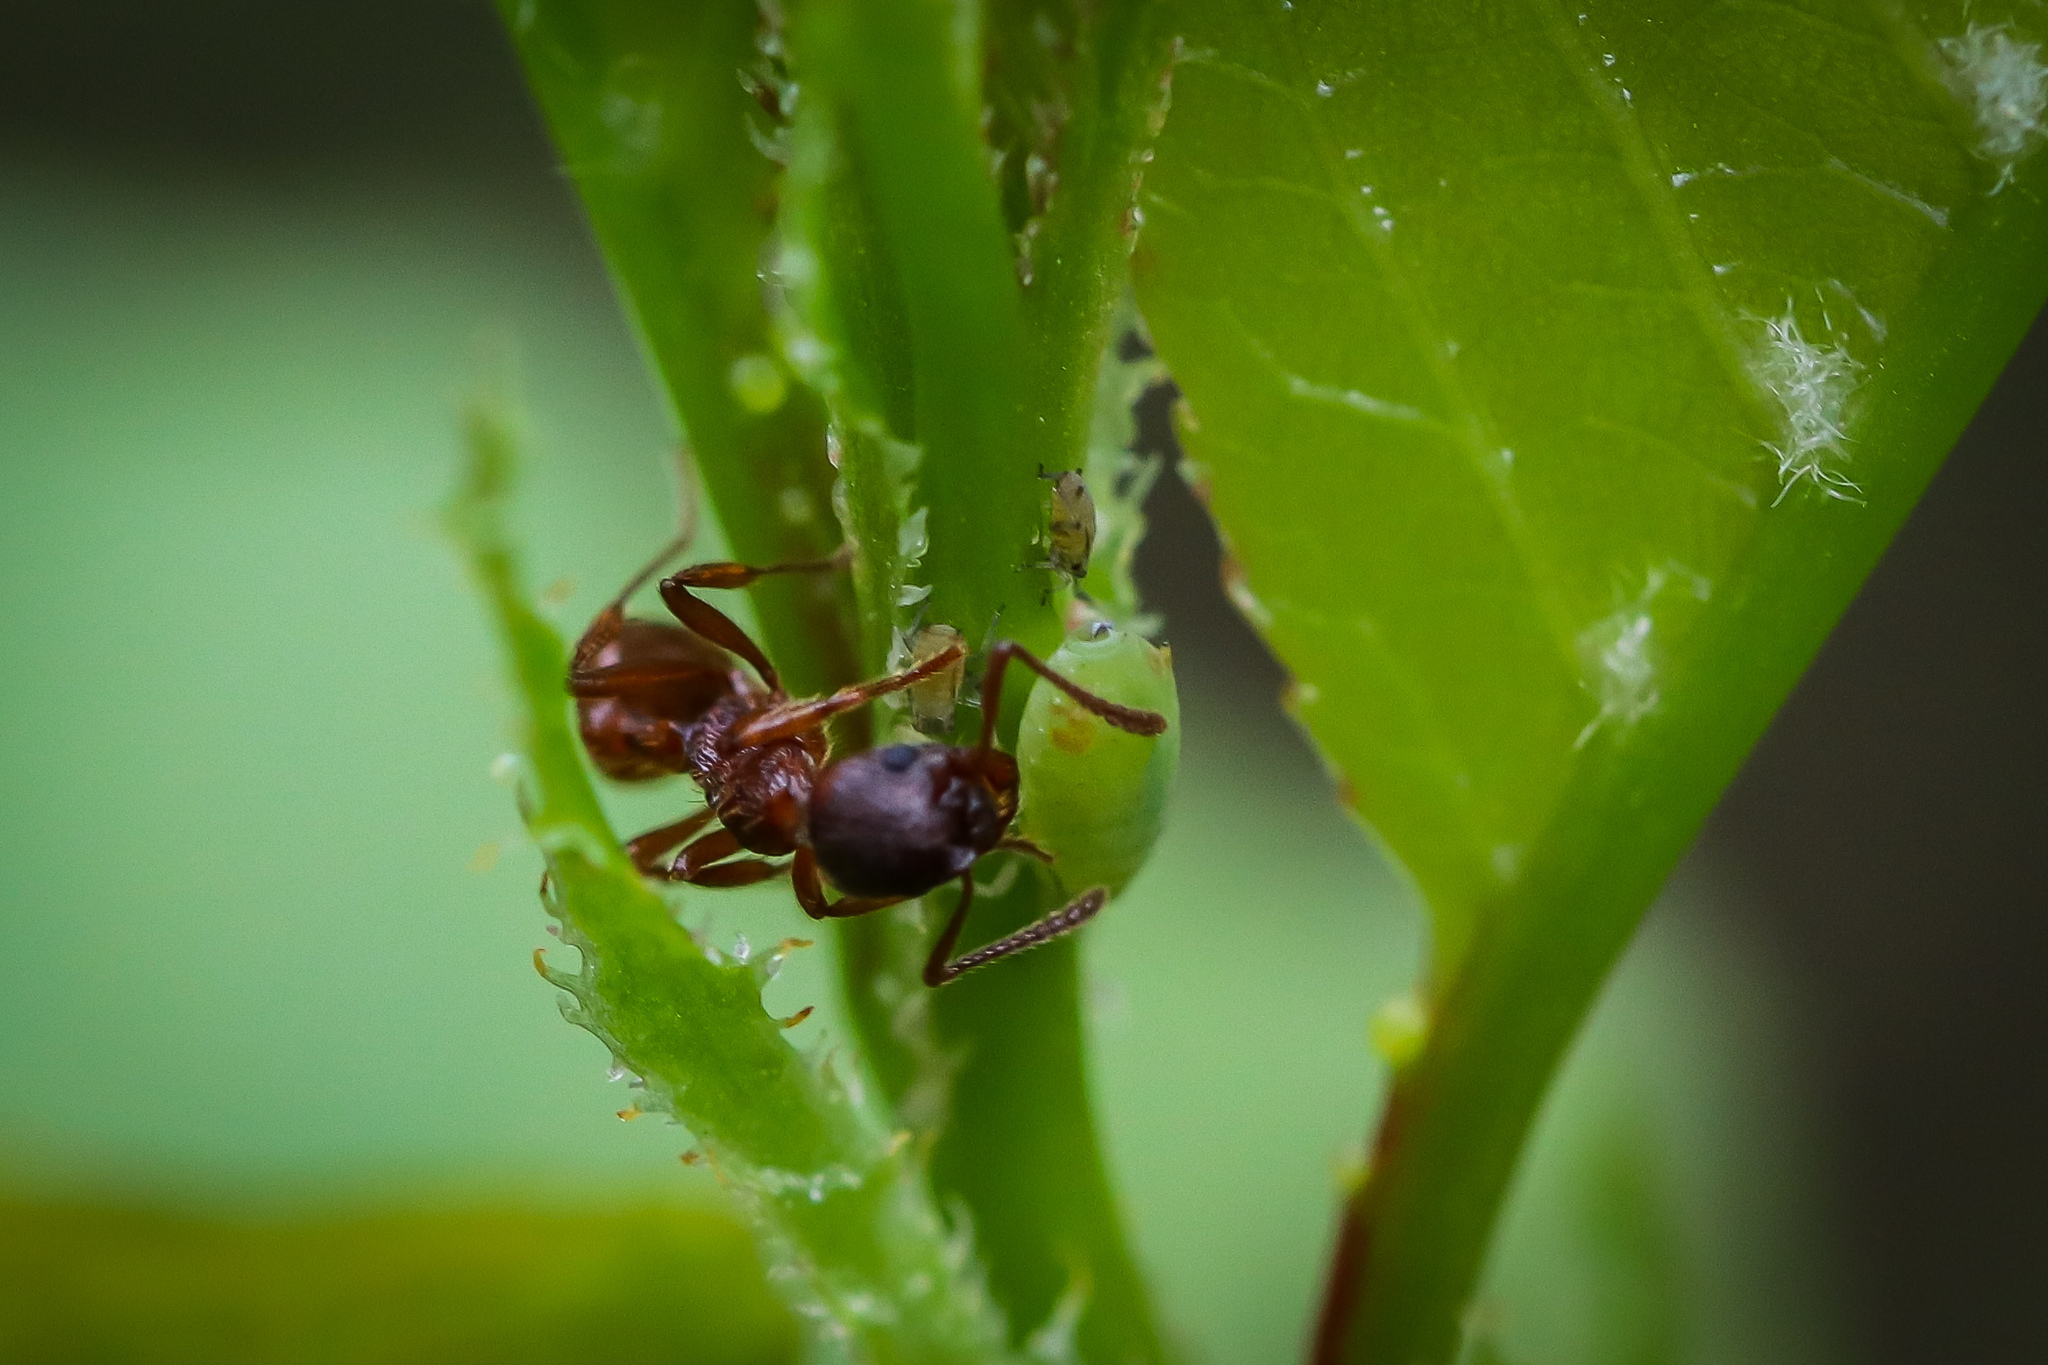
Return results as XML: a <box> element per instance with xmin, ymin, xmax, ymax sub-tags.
<box><xmin>691</xmin><ymin>694</ymin><xmax>825</xmax><ymax>857</ymax></box>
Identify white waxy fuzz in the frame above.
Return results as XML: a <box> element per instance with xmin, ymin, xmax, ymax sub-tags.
<box><xmin>1940</xmin><ymin>22</ymin><xmax>2048</xmax><ymax>191</ymax></box>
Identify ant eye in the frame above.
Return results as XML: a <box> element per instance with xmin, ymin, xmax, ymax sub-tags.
<box><xmin>879</xmin><ymin>744</ymin><xmax>920</xmax><ymax>773</ymax></box>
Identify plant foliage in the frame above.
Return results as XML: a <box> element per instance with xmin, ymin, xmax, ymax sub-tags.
<box><xmin>1131</xmin><ymin>2</ymin><xmax>2047</xmax><ymax>1360</ymax></box>
<box><xmin>478</xmin><ymin>1</ymin><xmax>2048</xmax><ymax>1363</ymax></box>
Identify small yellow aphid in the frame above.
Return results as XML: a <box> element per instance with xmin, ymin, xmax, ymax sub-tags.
<box><xmin>1036</xmin><ymin>466</ymin><xmax>1096</xmax><ymax>585</ymax></box>
<box><xmin>906</xmin><ymin>623</ymin><xmax>968</xmax><ymax>735</ymax></box>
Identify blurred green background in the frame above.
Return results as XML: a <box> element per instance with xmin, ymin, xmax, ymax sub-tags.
<box><xmin>0</xmin><ymin>102</ymin><xmax>1817</xmax><ymax>1365</ymax></box>
<box><xmin>0</xmin><ymin>4</ymin><xmax>2041</xmax><ymax>1364</ymax></box>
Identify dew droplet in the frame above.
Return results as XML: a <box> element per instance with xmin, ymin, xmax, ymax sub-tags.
<box><xmin>897</xmin><ymin>506</ymin><xmax>929</xmax><ymax>562</ymax></box>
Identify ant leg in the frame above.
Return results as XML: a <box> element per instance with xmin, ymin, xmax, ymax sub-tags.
<box><xmin>688</xmin><ymin>859</ymin><xmax>788</xmax><ymax>889</ymax></box>
<box><xmin>647</xmin><ymin>827</ymin><xmax>790</xmax><ymax>888</ymax></box>
<box><xmin>658</xmin><ymin>580</ymin><xmax>784</xmax><ymax>693</ymax></box>
<box><xmin>566</xmin><ymin>529</ymin><xmax>728</xmax><ymax>698</ymax></box>
<box><xmin>569</xmin><ymin>530</ymin><xmax>698</xmax><ymax>676</ymax></box>
<box><xmin>923</xmin><ymin>879</ymin><xmax>1109</xmax><ymax>987</ymax></box>
<box><xmin>923</xmin><ymin>874</ymin><xmax>975</xmax><ymax>977</ymax></box>
<box><xmin>973</xmin><ymin>641</ymin><xmax>1168</xmax><ymax>753</ymax></box>
<box><xmin>791</xmin><ymin>849</ymin><xmax>904</xmax><ymax>920</ymax></box>
<box><xmin>666</xmin><ymin>544</ymin><xmax>851</xmax><ymax>591</ymax></box>
<box><xmin>615</xmin><ymin>531</ymin><xmax>702</xmax><ymax>604</ymax></box>
<box><xmin>995</xmin><ymin>836</ymin><xmax>1054</xmax><ymax>863</ymax></box>
<box><xmin>670</xmin><ymin>829</ymin><xmax>741</xmax><ymax>878</ymax></box>
<box><xmin>625</xmin><ymin>809</ymin><xmax>716</xmax><ymax>876</ymax></box>
<box><xmin>729</xmin><ymin>641</ymin><xmax>969</xmax><ymax>749</ymax></box>
<box><xmin>567</xmin><ymin>657</ymin><xmax>713</xmax><ymax>698</ymax></box>
<box><xmin>542</xmin><ymin>804</ymin><xmax>716</xmax><ymax>899</ymax></box>
<box><xmin>654</xmin><ymin>547</ymin><xmax>851</xmax><ymax>694</ymax></box>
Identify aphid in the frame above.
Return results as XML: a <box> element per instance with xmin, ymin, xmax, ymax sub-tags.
<box><xmin>1016</xmin><ymin>620</ymin><xmax>1180</xmax><ymax>897</ymax></box>
<box><xmin>904</xmin><ymin>623</ymin><xmax>967</xmax><ymax>736</ymax></box>
<box><xmin>1032</xmin><ymin>466</ymin><xmax>1097</xmax><ymax>586</ymax></box>
<box><xmin>567</xmin><ymin>539</ymin><xmax>1168</xmax><ymax>986</ymax></box>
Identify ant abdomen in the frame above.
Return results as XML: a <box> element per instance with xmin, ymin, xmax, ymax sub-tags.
<box><xmin>576</xmin><ymin>619</ymin><xmax>738</xmax><ymax>782</ymax></box>
<box><xmin>808</xmin><ymin>743</ymin><xmax>1014</xmax><ymax>898</ymax></box>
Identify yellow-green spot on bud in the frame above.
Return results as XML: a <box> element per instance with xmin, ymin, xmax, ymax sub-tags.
<box><xmin>727</xmin><ymin>353</ymin><xmax>788</xmax><ymax>414</ymax></box>
<box><xmin>1017</xmin><ymin>621</ymin><xmax>1180</xmax><ymax>898</ymax></box>
<box><xmin>1369</xmin><ymin>991</ymin><xmax>1430</xmax><ymax>1070</ymax></box>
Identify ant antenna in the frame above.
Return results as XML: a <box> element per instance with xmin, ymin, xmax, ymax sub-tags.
<box><xmin>971</xmin><ymin>639</ymin><xmax>1167</xmax><ymax>756</ymax></box>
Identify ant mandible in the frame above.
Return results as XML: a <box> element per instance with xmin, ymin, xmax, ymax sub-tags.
<box><xmin>566</xmin><ymin>536</ymin><xmax>1168</xmax><ymax>986</ymax></box>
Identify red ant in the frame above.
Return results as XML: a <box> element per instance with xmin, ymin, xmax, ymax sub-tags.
<box><xmin>566</xmin><ymin>537</ymin><xmax>1168</xmax><ymax>986</ymax></box>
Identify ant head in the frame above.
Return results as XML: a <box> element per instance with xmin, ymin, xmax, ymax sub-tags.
<box><xmin>808</xmin><ymin>742</ymin><xmax>1018</xmax><ymax>899</ymax></box>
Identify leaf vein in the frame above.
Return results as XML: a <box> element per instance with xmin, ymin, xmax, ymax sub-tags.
<box><xmin>1526</xmin><ymin>0</ymin><xmax>1780</xmax><ymax>446</ymax></box>
<box><xmin>1577</xmin><ymin>415</ymin><xmax>1761</xmax><ymax>509</ymax></box>
<box><xmin>1855</xmin><ymin>0</ymin><xmax>2010</xmax><ymax>179</ymax></box>
<box><xmin>1247</xmin><ymin>34</ymin><xmax>1586</xmax><ymax>675</ymax></box>
<box><xmin>1717</xmin><ymin>0</ymin><xmax>1891</xmax><ymax>51</ymax></box>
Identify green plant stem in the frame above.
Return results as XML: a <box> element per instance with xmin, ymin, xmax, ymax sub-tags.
<box><xmin>784</xmin><ymin>6</ymin><xmax>1175</xmax><ymax>1360</ymax></box>
<box><xmin>498</xmin><ymin>0</ymin><xmax>857</xmax><ymax>699</ymax></box>
<box><xmin>930</xmin><ymin>882</ymin><xmax>1169</xmax><ymax>1365</ymax></box>
<box><xmin>1315</xmin><ymin>167</ymin><xmax>2048</xmax><ymax>1365</ymax></box>
<box><xmin>793</xmin><ymin>0</ymin><xmax>1050</xmax><ymax>653</ymax></box>
<box><xmin>448</xmin><ymin>406</ymin><xmax>1015</xmax><ymax>1365</ymax></box>
<box><xmin>1015</xmin><ymin>1</ymin><xmax>1175</xmax><ymax>482</ymax></box>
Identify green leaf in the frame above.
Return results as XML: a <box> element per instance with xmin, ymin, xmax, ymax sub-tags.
<box><xmin>446</xmin><ymin>403</ymin><xmax>1015</xmax><ymax>1365</ymax></box>
<box><xmin>1130</xmin><ymin>2</ymin><xmax>2048</xmax><ymax>1362</ymax></box>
